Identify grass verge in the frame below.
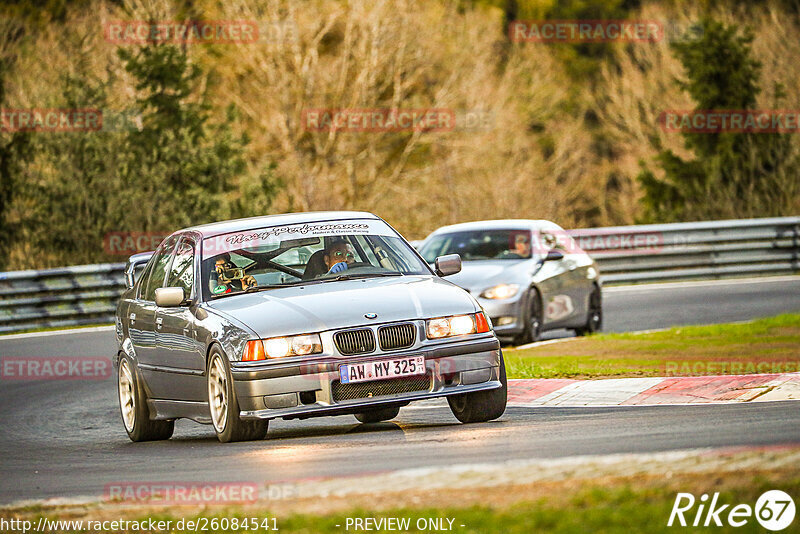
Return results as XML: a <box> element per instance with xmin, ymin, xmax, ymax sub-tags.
<box><xmin>505</xmin><ymin>313</ymin><xmax>800</xmax><ymax>379</ymax></box>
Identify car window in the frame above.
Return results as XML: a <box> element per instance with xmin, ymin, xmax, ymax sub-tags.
<box><xmin>419</xmin><ymin>229</ymin><xmax>533</xmax><ymax>262</ymax></box>
<box><xmin>143</xmin><ymin>235</ymin><xmax>180</xmax><ymax>302</ymax></box>
<box><xmin>166</xmin><ymin>238</ymin><xmax>195</xmax><ymax>299</ymax></box>
<box><xmin>135</xmin><ymin>259</ymin><xmax>155</xmax><ymax>300</ymax></box>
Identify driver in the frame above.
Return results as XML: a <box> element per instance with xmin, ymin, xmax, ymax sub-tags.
<box><xmin>324</xmin><ymin>240</ymin><xmax>356</xmax><ymax>274</ymax></box>
<box><xmin>512</xmin><ymin>234</ymin><xmax>532</xmax><ymax>258</ymax></box>
<box><xmin>210</xmin><ymin>253</ymin><xmax>257</xmax><ymax>294</ymax></box>
<box><xmin>497</xmin><ymin>233</ymin><xmax>532</xmax><ymax>259</ymax></box>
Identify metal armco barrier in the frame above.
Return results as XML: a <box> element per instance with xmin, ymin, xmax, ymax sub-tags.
<box><xmin>0</xmin><ymin>217</ymin><xmax>798</xmax><ymax>334</ymax></box>
<box><xmin>570</xmin><ymin>216</ymin><xmax>799</xmax><ymax>284</ymax></box>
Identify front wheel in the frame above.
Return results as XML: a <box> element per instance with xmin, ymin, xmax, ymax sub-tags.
<box><xmin>117</xmin><ymin>355</ymin><xmax>174</xmax><ymax>442</ymax></box>
<box><xmin>514</xmin><ymin>290</ymin><xmax>543</xmax><ymax>345</ymax></box>
<box><xmin>447</xmin><ymin>353</ymin><xmax>507</xmax><ymax>423</ymax></box>
<box><xmin>207</xmin><ymin>348</ymin><xmax>268</xmax><ymax>443</ymax></box>
<box><xmin>355</xmin><ymin>406</ymin><xmax>400</xmax><ymax>424</ymax></box>
<box><xmin>575</xmin><ymin>286</ymin><xmax>602</xmax><ymax>336</ymax></box>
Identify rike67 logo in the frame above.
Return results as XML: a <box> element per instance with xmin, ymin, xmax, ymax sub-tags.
<box><xmin>668</xmin><ymin>490</ymin><xmax>795</xmax><ymax>531</ymax></box>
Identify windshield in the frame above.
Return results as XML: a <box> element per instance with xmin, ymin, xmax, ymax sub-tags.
<box><xmin>419</xmin><ymin>229</ymin><xmax>533</xmax><ymax>262</ymax></box>
<box><xmin>201</xmin><ymin>219</ymin><xmax>430</xmax><ymax>299</ymax></box>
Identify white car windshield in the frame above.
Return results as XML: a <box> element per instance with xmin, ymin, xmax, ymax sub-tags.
<box><xmin>420</xmin><ymin>229</ymin><xmax>533</xmax><ymax>262</ymax></box>
<box><xmin>201</xmin><ymin>219</ymin><xmax>429</xmax><ymax>299</ymax></box>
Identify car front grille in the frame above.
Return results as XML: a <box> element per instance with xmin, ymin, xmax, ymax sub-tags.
<box><xmin>334</xmin><ymin>328</ymin><xmax>376</xmax><ymax>355</ymax></box>
<box><xmin>377</xmin><ymin>323</ymin><xmax>416</xmax><ymax>351</ymax></box>
<box><xmin>331</xmin><ymin>374</ymin><xmax>432</xmax><ymax>402</ymax></box>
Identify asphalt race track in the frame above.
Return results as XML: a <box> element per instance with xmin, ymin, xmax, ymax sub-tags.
<box><xmin>0</xmin><ymin>276</ymin><xmax>799</xmax><ymax>505</ymax></box>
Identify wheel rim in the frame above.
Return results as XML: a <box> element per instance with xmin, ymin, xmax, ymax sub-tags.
<box><xmin>451</xmin><ymin>394</ymin><xmax>467</xmax><ymax>412</ymax></box>
<box><xmin>529</xmin><ymin>298</ymin><xmax>542</xmax><ymax>339</ymax></box>
<box><xmin>208</xmin><ymin>355</ymin><xmax>228</xmax><ymax>433</ymax></box>
<box><xmin>118</xmin><ymin>359</ymin><xmax>136</xmax><ymax>432</ymax></box>
<box><xmin>589</xmin><ymin>292</ymin><xmax>602</xmax><ymax>331</ymax></box>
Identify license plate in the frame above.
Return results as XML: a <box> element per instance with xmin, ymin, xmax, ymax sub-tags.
<box><xmin>339</xmin><ymin>356</ymin><xmax>425</xmax><ymax>384</ymax></box>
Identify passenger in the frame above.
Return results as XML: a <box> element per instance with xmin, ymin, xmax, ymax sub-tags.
<box><xmin>324</xmin><ymin>240</ymin><xmax>356</xmax><ymax>274</ymax></box>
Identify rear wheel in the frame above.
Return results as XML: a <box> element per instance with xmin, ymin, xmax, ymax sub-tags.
<box><xmin>514</xmin><ymin>289</ymin><xmax>543</xmax><ymax>345</ymax></box>
<box><xmin>117</xmin><ymin>356</ymin><xmax>174</xmax><ymax>442</ymax></box>
<box><xmin>575</xmin><ymin>286</ymin><xmax>602</xmax><ymax>336</ymax></box>
<box><xmin>207</xmin><ymin>348</ymin><xmax>268</xmax><ymax>443</ymax></box>
<box><xmin>355</xmin><ymin>406</ymin><xmax>400</xmax><ymax>424</ymax></box>
<box><xmin>447</xmin><ymin>353</ymin><xmax>507</xmax><ymax>423</ymax></box>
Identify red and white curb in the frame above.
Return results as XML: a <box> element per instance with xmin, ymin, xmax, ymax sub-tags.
<box><xmin>507</xmin><ymin>373</ymin><xmax>800</xmax><ymax>407</ymax></box>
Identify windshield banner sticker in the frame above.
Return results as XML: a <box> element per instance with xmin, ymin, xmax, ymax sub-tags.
<box><xmin>202</xmin><ymin>220</ymin><xmax>392</xmax><ymax>258</ymax></box>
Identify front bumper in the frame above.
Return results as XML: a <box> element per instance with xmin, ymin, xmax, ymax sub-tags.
<box><xmin>478</xmin><ymin>296</ymin><xmax>525</xmax><ymax>337</ymax></box>
<box><xmin>231</xmin><ymin>336</ymin><xmax>501</xmax><ymax>420</ymax></box>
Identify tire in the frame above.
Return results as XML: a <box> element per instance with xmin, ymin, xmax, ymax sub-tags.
<box><xmin>447</xmin><ymin>353</ymin><xmax>507</xmax><ymax>424</ymax></box>
<box><xmin>575</xmin><ymin>286</ymin><xmax>602</xmax><ymax>336</ymax></box>
<box><xmin>514</xmin><ymin>289</ymin><xmax>543</xmax><ymax>345</ymax></box>
<box><xmin>117</xmin><ymin>355</ymin><xmax>174</xmax><ymax>442</ymax></box>
<box><xmin>355</xmin><ymin>406</ymin><xmax>400</xmax><ymax>424</ymax></box>
<box><xmin>207</xmin><ymin>347</ymin><xmax>268</xmax><ymax>443</ymax></box>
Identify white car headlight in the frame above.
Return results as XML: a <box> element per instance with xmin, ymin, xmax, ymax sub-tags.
<box><xmin>425</xmin><ymin>313</ymin><xmax>491</xmax><ymax>339</ymax></box>
<box><xmin>480</xmin><ymin>284</ymin><xmax>519</xmax><ymax>300</ymax></box>
<box><xmin>261</xmin><ymin>333</ymin><xmax>323</xmax><ymax>359</ymax></box>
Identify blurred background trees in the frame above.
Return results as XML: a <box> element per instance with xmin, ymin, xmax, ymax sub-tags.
<box><xmin>0</xmin><ymin>0</ymin><xmax>798</xmax><ymax>269</ymax></box>
<box><xmin>638</xmin><ymin>19</ymin><xmax>799</xmax><ymax>222</ymax></box>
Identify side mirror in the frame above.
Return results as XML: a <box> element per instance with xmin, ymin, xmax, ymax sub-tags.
<box><xmin>155</xmin><ymin>287</ymin><xmax>185</xmax><ymax>307</ymax></box>
<box><xmin>435</xmin><ymin>254</ymin><xmax>462</xmax><ymax>276</ymax></box>
<box><xmin>544</xmin><ymin>249</ymin><xmax>564</xmax><ymax>262</ymax></box>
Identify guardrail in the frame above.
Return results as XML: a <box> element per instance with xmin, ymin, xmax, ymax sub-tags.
<box><xmin>570</xmin><ymin>216</ymin><xmax>799</xmax><ymax>284</ymax></box>
<box><xmin>0</xmin><ymin>217</ymin><xmax>797</xmax><ymax>333</ymax></box>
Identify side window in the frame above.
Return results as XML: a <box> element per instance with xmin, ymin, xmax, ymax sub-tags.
<box><xmin>166</xmin><ymin>239</ymin><xmax>195</xmax><ymax>298</ymax></box>
<box><xmin>135</xmin><ymin>260</ymin><xmax>155</xmax><ymax>300</ymax></box>
<box><xmin>143</xmin><ymin>236</ymin><xmax>179</xmax><ymax>302</ymax></box>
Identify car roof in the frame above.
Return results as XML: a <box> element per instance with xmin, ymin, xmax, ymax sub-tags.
<box><xmin>180</xmin><ymin>211</ymin><xmax>381</xmax><ymax>239</ymax></box>
<box><xmin>427</xmin><ymin>219</ymin><xmax>563</xmax><ymax>235</ymax></box>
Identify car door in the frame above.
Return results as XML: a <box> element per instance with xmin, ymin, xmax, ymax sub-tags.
<box><xmin>135</xmin><ymin>235</ymin><xmax>180</xmax><ymax>396</ymax></box>
<box><xmin>535</xmin><ymin>228</ymin><xmax>580</xmax><ymax>328</ymax></box>
<box><xmin>153</xmin><ymin>236</ymin><xmax>207</xmax><ymax>401</ymax></box>
<box><xmin>127</xmin><ymin>259</ymin><xmax>156</xmax><ymax>364</ymax></box>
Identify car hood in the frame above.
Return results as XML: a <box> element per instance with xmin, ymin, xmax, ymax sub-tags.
<box><xmin>205</xmin><ymin>276</ymin><xmax>477</xmax><ymax>338</ymax></box>
<box><xmin>446</xmin><ymin>260</ymin><xmax>535</xmax><ymax>293</ymax></box>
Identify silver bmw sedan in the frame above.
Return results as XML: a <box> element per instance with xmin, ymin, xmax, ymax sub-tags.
<box><xmin>115</xmin><ymin>211</ymin><xmax>506</xmax><ymax>443</ymax></box>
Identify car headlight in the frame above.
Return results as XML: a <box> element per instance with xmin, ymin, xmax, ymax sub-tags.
<box><xmin>425</xmin><ymin>312</ymin><xmax>491</xmax><ymax>339</ymax></box>
<box><xmin>242</xmin><ymin>333</ymin><xmax>323</xmax><ymax>361</ymax></box>
<box><xmin>480</xmin><ymin>284</ymin><xmax>520</xmax><ymax>300</ymax></box>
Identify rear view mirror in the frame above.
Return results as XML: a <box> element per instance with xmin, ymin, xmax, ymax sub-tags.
<box><xmin>155</xmin><ymin>287</ymin><xmax>185</xmax><ymax>307</ymax></box>
<box><xmin>282</xmin><ymin>237</ymin><xmax>320</xmax><ymax>248</ymax></box>
<box><xmin>435</xmin><ymin>254</ymin><xmax>462</xmax><ymax>276</ymax></box>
